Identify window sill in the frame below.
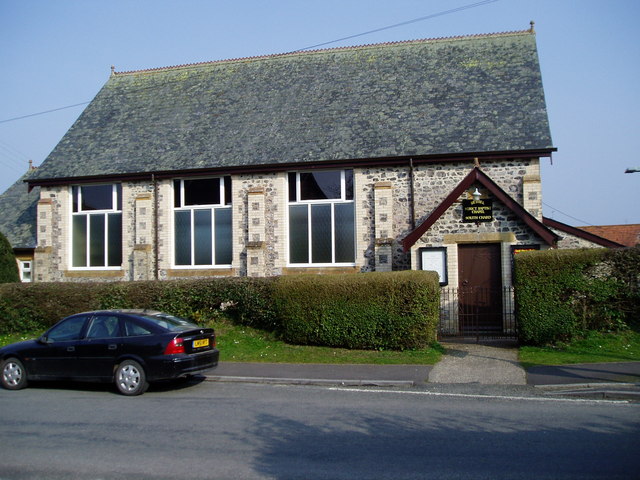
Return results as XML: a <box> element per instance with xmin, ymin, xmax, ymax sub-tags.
<box><xmin>167</xmin><ymin>268</ymin><xmax>235</xmax><ymax>277</ymax></box>
<box><xmin>65</xmin><ymin>269</ymin><xmax>124</xmax><ymax>279</ymax></box>
<box><xmin>282</xmin><ymin>266</ymin><xmax>359</xmax><ymax>275</ymax></box>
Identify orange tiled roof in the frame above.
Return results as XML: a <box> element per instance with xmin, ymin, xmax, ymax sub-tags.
<box><xmin>578</xmin><ymin>225</ymin><xmax>640</xmax><ymax>247</ymax></box>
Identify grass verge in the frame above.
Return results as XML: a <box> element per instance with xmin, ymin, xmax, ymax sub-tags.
<box><xmin>519</xmin><ymin>330</ymin><xmax>640</xmax><ymax>368</ymax></box>
<box><xmin>0</xmin><ymin>319</ymin><xmax>444</xmax><ymax>365</ymax></box>
<box><xmin>212</xmin><ymin>319</ymin><xmax>443</xmax><ymax>364</ymax></box>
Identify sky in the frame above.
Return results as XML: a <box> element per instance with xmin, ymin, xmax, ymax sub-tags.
<box><xmin>1</xmin><ymin>0</ymin><xmax>639</xmax><ymax>226</ymax></box>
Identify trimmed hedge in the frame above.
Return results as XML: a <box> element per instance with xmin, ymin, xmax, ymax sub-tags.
<box><xmin>272</xmin><ymin>271</ymin><xmax>440</xmax><ymax>350</ymax></box>
<box><xmin>0</xmin><ymin>271</ymin><xmax>440</xmax><ymax>351</ymax></box>
<box><xmin>0</xmin><ymin>277</ymin><xmax>278</xmax><ymax>335</ymax></box>
<box><xmin>514</xmin><ymin>247</ymin><xmax>640</xmax><ymax>345</ymax></box>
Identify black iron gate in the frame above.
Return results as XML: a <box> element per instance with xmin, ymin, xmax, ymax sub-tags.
<box><xmin>439</xmin><ymin>287</ymin><xmax>517</xmax><ymax>340</ymax></box>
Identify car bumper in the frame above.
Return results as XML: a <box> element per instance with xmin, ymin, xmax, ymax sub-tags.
<box><xmin>147</xmin><ymin>348</ymin><xmax>219</xmax><ymax>381</ymax></box>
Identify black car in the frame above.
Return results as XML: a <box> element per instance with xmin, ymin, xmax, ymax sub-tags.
<box><xmin>0</xmin><ymin>309</ymin><xmax>219</xmax><ymax>396</ymax></box>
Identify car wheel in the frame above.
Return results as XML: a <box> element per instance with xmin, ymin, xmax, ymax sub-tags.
<box><xmin>1</xmin><ymin>357</ymin><xmax>28</xmax><ymax>390</ymax></box>
<box><xmin>115</xmin><ymin>360</ymin><xmax>148</xmax><ymax>396</ymax></box>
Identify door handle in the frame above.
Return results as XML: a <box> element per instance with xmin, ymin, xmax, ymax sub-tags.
<box><xmin>67</xmin><ymin>346</ymin><xmax>75</xmax><ymax>352</ymax></box>
<box><xmin>108</xmin><ymin>344</ymin><xmax>117</xmax><ymax>350</ymax></box>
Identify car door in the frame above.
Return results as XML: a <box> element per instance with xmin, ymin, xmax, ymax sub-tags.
<box><xmin>33</xmin><ymin>314</ymin><xmax>90</xmax><ymax>378</ymax></box>
<box><xmin>76</xmin><ymin>314</ymin><xmax>124</xmax><ymax>380</ymax></box>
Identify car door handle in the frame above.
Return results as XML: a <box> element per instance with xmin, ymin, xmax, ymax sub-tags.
<box><xmin>108</xmin><ymin>344</ymin><xmax>118</xmax><ymax>350</ymax></box>
<box><xmin>67</xmin><ymin>346</ymin><xmax>75</xmax><ymax>352</ymax></box>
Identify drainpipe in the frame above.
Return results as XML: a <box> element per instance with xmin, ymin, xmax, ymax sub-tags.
<box><xmin>409</xmin><ymin>158</ymin><xmax>416</xmax><ymax>230</ymax></box>
<box><xmin>152</xmin><ymin>174</ymin><xmax>159</xmax><ymax>280</ymax></box>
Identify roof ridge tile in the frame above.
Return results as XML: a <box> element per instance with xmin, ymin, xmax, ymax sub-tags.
<box><xmin>113</xmin><ymin>28</ymin><xmax>532</xmax><ymax>76</ymax></box>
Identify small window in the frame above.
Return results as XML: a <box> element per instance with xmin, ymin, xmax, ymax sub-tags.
<box><xmin>289</xmin><ymin>170</ymin><xmax>353</xmax><ymax>202</ymax></box>
<box><xmin>73</xmin><ymin>184</ymin><xmax>121</xmax><ymax>212</ymax></box>
<box><xmin>19</xmin><ymin>260</ymin><xmax>32</xmax><ymax>283</ymax></box>
<box><xmin>174</xmin><ymin>177</ymin><xmax>231</xmax><ymax>207</ymax></box>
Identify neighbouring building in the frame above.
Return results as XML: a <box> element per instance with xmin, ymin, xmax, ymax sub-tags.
<box><xmin>1</xmin><ymin>25</ymin><xmax>626</xmax><ymax>333</ymax></box>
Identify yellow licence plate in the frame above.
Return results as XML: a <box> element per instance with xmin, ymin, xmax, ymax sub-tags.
<box><xmin>193</xmin><ymin>339</ymin><xmax>209</xmax><ymax>348</ymax></box>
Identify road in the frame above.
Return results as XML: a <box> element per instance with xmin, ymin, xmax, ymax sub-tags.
<box><xmin>0</xmin><ymin>380</ymin><xmax>638</xmax><ymax>479</ymax></box>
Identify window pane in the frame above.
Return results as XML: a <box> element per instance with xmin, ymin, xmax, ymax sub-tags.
<box><xmin>300</xmin><ymin>171</ymin><xmax>341</xmax><ymax>200</ymax></box>
<box><xmin>124</xmin><ymin>318</ymin><xmax>152</xmax><ymax>336</ymax></box>
<box><xmin>81</xmin><ymin>185</ymin><xmax>113</xmax><ymax>211</ymax></box>
<box><xmin>48</xmin><ymin>315</ymin><xmax>88</xmax><ymax>341</ymax></box>
<box><xmin>194</xmin><ymin>210</ymin><xmax>212</xmax><ymax>265</ymax></box>
<box><xmin>174</xmin><ymin>180</ymin><xmax>181</xmax><ymax>207</ymax></box>
<box><xmin>174</xmin><ymin>211</ymin><xmax>192</xmax><ymax>265</ymax></box>
<box><xmin>288</xmin><ymin>172</ymin><xmax>297</xmax><ymax>202</ymax></box>
<box><xmin>311</xmin><ymin>204</ymin><xmax>332</xmax><ymax>263</ymax></box>
<box><xmin>345</xmin><ymin>170</ymin><xmax>354</xmax><ymax>200</ymax></box>
<box><xmin>334</xmin><ymin>203</ymin><xmax>355</xmax><ymax>262</ymax></box>
<box><xmin>224</xmin><ymin>176</ymin><xmax>232</xmax><ymax>205</ymax></box>
<box><xmin>72</xmin><ymin>186</ymin><xmax>79</xmax><ymax>212</ymax></box>
<box><xmin>115</xmin><ymin>184</ymin><xmax>122</xmax><ymax>211</ymax></box>
<box><xmin>108</xmin><ymin>213</ymin><xmax>122</xmax><ymax>267</ymax></box>
<box><xmin>89</xmin><ymin>214</ymin><xmax>106</xmax><ymax>267</ymax></box>
<box><xmin>215</xmin><ymin>208</ymin><xmax>232</xmax><ymax>265</ymax></box>
<box><xmin>72</xmin><ymin>216</ymin><xmax>87</xmax><ymax>267</ymax></box>
<box><xmin>87</xmin><ymin>316</ymin><xmax>120</xmax><ymax>339</ymax></box>
<box><xmin>184</xmin><ymin>178</ymin><xmax>221</xmax><ymax>206</ymax></box>
<box><xmin>289</xmin><ymin>205</ymin><xmax>308</xmax><ymax>263</ymax></box>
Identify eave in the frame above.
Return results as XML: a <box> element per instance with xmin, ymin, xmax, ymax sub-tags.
<box><xmin>542</xmin><ymin>217</ymin><xmax>626</xmax><ymax>248</ymax></box>
<box><xmin>26</xmin><ymin>148</ymin><xmax>556</xmax><ymax>189</ymax></box>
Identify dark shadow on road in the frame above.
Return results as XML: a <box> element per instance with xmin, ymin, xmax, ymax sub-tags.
<box><xmin>25</xmin><ymin>375</ymin><xmax>206</xmax><ymax>395</ymax></box>
<box><xmin>249</xmin><ymin>406</ymin><xmax>637</xmax><ymax>479</ymax></box>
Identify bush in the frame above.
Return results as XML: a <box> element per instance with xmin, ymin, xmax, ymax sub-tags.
<box><xmin>0</xmin><ymin>278</ymin><xmax>278</xmax><ymax>335</ymax></box>
<box><xmin>515</xmin><ymin>247</ymin><xmax>640</xmax><ymax>346</ymax></box>
<box><xmin>272</xmin><ymin>271</ymin><xmax>440</xmax><ymax>350</ymax></box>
<box><xmin>0</xmin><ymin>272</ymin><xmax>439</xmax><ymax>351</ymax></box>
<box><xmin>0</xmin><ymin>231</ymin><xmax>19</xmax><ymax>283</ymax></box>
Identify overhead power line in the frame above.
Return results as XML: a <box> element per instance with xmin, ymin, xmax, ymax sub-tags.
<box><xmin>292</xmin><ymin>0</ymin><xmax>499</xmax><ymax>52</ymax></box>
<box><xmin>0</xmin><ymin>0</ymin><xmax>499</xmax><ymax>125</ymax></box>
<box><xmin>542</xmin><ymin>201</ymin><xmax>594</xmax><ymax>226</ymax></box>
<box><xmin>0</xmin><ymin>101</ymin><xmax>90</xmax><ymax>124</ymax></box>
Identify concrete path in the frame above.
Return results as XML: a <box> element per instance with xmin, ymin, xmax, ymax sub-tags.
<box><xmin>429</xmin><ymin>341</ymin><xmax>527</xmax><ymax>385</ymax></box>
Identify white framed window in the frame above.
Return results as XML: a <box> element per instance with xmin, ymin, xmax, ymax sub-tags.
<box><xmin>18</xmin><ymin>260</ymin><xmax>32</xmax><ymax>282</ymax></box>
<box><xmin>173</xmin><ymin>177</ymin><xmax>232</xmax><ymax>267</ymax></box>
<box><xmin>287</xmin><ymin>169</ymin><xmax>355</xmax><ymax>265</ymax></box>
<box><xmin>71</xmin><ymin>184</ymin><xmax>122</xmax><ymax>268</ymax></box>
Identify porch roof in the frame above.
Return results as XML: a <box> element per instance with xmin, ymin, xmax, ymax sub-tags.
<box><xmin>401</xmin><ymin>167</ymin><xmax>560</xmax><ymax>251</ymax></box>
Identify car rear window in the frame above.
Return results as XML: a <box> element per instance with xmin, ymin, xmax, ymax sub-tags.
<box><xmin>139</xmin><ymin>313</ymin><xmax>199</xmax><ymax>332</ymax></box>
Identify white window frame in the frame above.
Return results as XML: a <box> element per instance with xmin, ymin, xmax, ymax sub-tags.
<box><xmin>287</xmin><ymin>169</ymin><xmax>356</xmax><ymax>267</ymax></box>
<box><xmin>18</xmin><ymin>260</ymin><xmax>32</xmax><ymax>282</ymax></box>
<box><xmin>172</xmin><ymin>177</ymin><xmax>232</xmax><ymax>268</ymax></box>
<box><xmin>69</xmin><ymin>184</ymin><xmax>122</xmax><ymax>270</ymax></box>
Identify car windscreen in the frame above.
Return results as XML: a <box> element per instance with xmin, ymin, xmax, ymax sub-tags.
<box><xmin>138</xmin><ymin>313</ymin><xmax>199</xmax><ymax>332</ymax></box>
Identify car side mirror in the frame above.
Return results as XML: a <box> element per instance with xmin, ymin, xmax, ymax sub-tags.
<box><xmin>38</xmin><ymin>335</ymin><xmax>52</xmax><ymax>345</ymax></box>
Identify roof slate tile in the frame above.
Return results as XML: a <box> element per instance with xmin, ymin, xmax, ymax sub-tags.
<box><xmin>30</xmin><ymin>30</ymin><xmax>553</xmax><ymax>183</ymax></box>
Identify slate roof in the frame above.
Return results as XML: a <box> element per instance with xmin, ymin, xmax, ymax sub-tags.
<box><xmin>0</xmin><ymin>170</ymin><xmax>40</xmax><ymax>249</ymax></box>
<box><xmin>29</xmin><ymin>28</ymin><xmax>553</xmax><ymax>185</ymax></box>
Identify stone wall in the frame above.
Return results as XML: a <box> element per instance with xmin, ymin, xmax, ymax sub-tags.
<box><xmin>32</xmin><ymin>157</ymin><xmax>548</xmax><ymax>282</ymax></box>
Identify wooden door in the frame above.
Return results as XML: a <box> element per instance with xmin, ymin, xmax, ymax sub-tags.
<box><xmin>458</xmin><ymin>244</ymin><xmax>503</xmax><ymax>334</ymax></box>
